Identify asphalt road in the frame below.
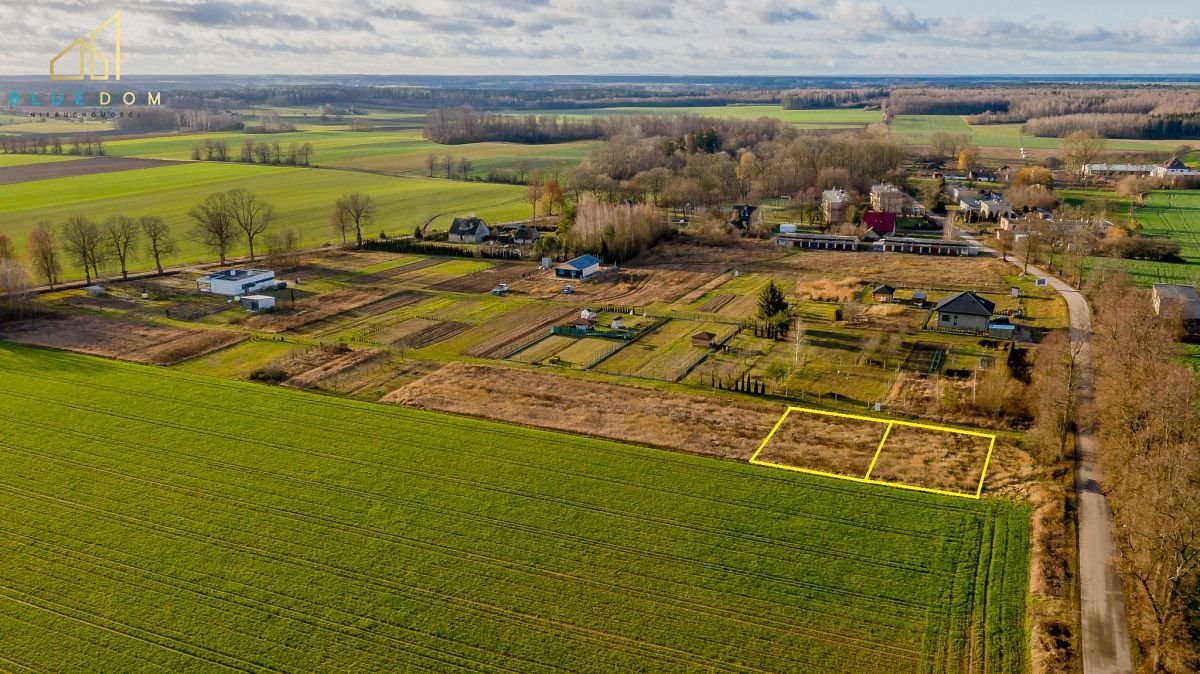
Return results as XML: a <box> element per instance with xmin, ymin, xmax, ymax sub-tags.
<box><xmin>955</xmin><ymin>229</ymin><xmax>1134</xmax><ymax>673</ymax></box>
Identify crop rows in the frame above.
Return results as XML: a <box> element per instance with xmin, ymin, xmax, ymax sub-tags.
<box><xmin>0</xmin><ymin>345</ymin><xmax>1029</xmax><ymax>673</ymax></box>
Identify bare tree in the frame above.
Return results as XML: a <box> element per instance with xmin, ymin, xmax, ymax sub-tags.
<box><xmin>140</xmin><ymin>216</ymin><xmax>177</xmax><ymax>274</ymax></box>
<box><xmin>189</xmin><ymin>192</ymin><xmax>238</xmax><ymax>264</ymax></box>
<box><xmin>265</xmin><ymin>228</ymin><xmax>302</xmax><ymax>268</ymax></box>
<box><xmin>457</xmin><ymin>157</ymin><xmax>473</xmax><ymax>180</ymax></box>
<box><xmin>27</xmin><ymin>222</ymin><xmax>60</xmax><ymax>289</ymax></box>
<box><xmin>0</xmin><ymin>260</ymin><xmax>34</xmax><ymax>318</ymax></box>
<box><xmin>1025</xmin><ymin>330</ymin><xmax>1081</xmax><ymax>464</ymax></box>
<box><xmin>227</xmin><ymin>188</ymin><xmax>274</xmax><ymax>261</ymax></box>
<box><xmin>525</xmin><ymin>180</ymin><xmax>544</xmax><ymax>218</ymax></box>
<box><xmin>240</xmin><ymin>137</ymin><xmax>255</xmax><ymax>162</ymax></box>
<box><xmin>1063</xmin><ymin>131</ymin><xmax>1106</xmax><ymax>172</ymax></box>
<box><xmin>61</xmin><ymin>215</ymin><xmax>105</xmax><ymax>284</ymax></box>
<box><xmin>443</xmin><ymin>154</ymin><xmax>454</xmax><ymax>179</ymax></box>
<box><xmin>425</xmin><ymin>153</ymin><xmax>437</xmax><ymax>177</ymax></box>
<box><xmin>332</xmin><ymin>193</ymin><xmax>376</xmax><ymax>249</ymax></box>
<box><xmin>329</xmin><ymin>203</ymin><xmax>353</xmax><ymax>245</ymax></box>
<box><xmin>0</xmin><ymin>233</ymin><xmax>15</xmax><ymax>261</ymax></box>
<box><xmin>103</xmin><ymin>215</ymin><xmax>140</xmax><ymax>280</ymax></box>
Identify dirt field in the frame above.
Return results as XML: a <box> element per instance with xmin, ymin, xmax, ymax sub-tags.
<box><xmin>461</xmin><ymin>305</ymin><xmax>577</xmax><ymax>358</ymax></box>
<box><xmin>395</xmin><ymin>321</ymin><xmax>472</xmax><ymax>349</ymax></box>
<box><xmin>0</xmin><ymin>157</ymin><xmax>180</xmax><ymax>185</ymax></box>
<box><xmin>509</xmin><ymin>268</ymin><xmax>715</xmax><ymax>305</ymax></box>
<box><xmin>427</xmin><ymin>263</ymin><xmax>532</xmax><ymax>293</ymax></box>
<box><xmin>635</xmin><ymin>238</ymin><xmax>790</xmax><ymax>271</ymax></box>
<box><xmin>0</xmin><ymin>313</ymin><xmax>242</xmax><ymax>365</ymax></box>
<box><xmin>283</xmin><ymin>348</ymin><xmax>380</xmax><ymax>390</ymax></box>
<box><xmin>758</xmin><ymin>249</ymin><xmax>1016</xmax><ymax>290</ymax></box>
<box><xmin>868</xmin><ymin>425</ymin><xmax>993</xmax><ymax>494</ymax></box>
<box><xmin>349</xmin><ymin>257</ymin><xmax>445</xmax><ymax>285</ymax></box>
<box><xmin>247</xmin><ymin>287</ymin><xmax>394</xmax><ymax>333</ymax></box>
<box><xmin>697</xmin><ymin>294</ymin><xmax>735</xmax><ymax>312</ymax></box>
<box><xmin>384</xmin><ymin>362</ymin><xmax>782</xmax><ymax>459</ymax></box>
<box><xmin>753</xmin><ymin>410</ymin><xmax>886</xmax><ymax>478</ymax></box>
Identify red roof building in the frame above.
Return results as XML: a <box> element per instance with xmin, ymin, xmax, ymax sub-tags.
<box><xmin>863</xmin><ymin>211</ymin><xmax>897</xmax><ymax>234</ymax></box>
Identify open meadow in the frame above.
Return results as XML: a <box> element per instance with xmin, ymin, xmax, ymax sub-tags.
<box><xmin>0</xmin><ymin>344</ymin><xmax>1029</xmax><ymax>673</ymax></box>
<box><xmin>891</xmin><ymin>115</ymin><xmax>1176</xmax><ymax>152</ymax></box>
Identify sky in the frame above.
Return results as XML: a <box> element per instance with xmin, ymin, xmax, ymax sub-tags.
<box><xmin>3</xmin><ymin>0</ymin><xmax>1200</xmax><ymax>77</ymax></box>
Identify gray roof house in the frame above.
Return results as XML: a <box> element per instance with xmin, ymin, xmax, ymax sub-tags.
<box><xmin>1151</xmin><ymin>283</ymin><xmax>1200</xmax><ymax>335</ymax></box>
<box><xmin>448</xmin><ymin>217</ymin><xmax>490</xmax><ymax>244</ymax></box>
<box><xmin>933</xmin><ymin>291</ymin><xmax>996</xmax><ymax>332</ymax></box>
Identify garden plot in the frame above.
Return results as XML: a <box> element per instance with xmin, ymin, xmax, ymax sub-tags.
<box><xmin>427</xmin><ymin>262</ymin><xmax>533</xmax><ymax>293</ymax></box>
<box><xmin>461</xmin><ymin>305</ymin><xmax>579</xmax><ymax>359</ymax></box>
<box><xmin>594</xmin><ymin>319</ymin><xmax>734</xmax><ymax>381</ymax></box>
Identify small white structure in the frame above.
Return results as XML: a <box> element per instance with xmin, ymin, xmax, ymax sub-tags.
<box><xmin>84</xmin><ymin>285</ymin><xmax>107</xmax><ymax>297</ymax></box>
<box><xmin>822</xmin><ymin>188</ymin><xmax>849</xmax><ymax>225</ymax></box>
<box><xmin>580</xmin><ymin>308</ymin><xmax>598</xmax><ymax>321</ymax></box>
<box><xmin>779</xmin><ymin>223</ymin><xmax>798</xmax><ymax>234</ymax></box>
<box><xmin>240</xmin><ymin>295</ymin><xmax>276</xmax><ymax>312</ymax></box>
<box><xmin>197</xmin><ymin>268</ymin><xmax>276</xmax><ymax>296</ymax></box>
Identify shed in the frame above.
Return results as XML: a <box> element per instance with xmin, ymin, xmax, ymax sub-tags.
<box><xmin>513</xmin><ymin>226</ymin><xmax>540</xmax><ymax>245</ymax></box>
<box><xmin>240</xmin><ymin>295</ymin><xmax>276</xmax><ymax>312</ymax></box>
<box><xmin>84</xmin><ymin>285</ymin><xmax>107</xmax><ymax>297</ymax></box>
<box><xmin>554</xmin><ymin>254</ymin><xmax>602</xmax><ymax>280</ymax></box>
<box><xmin>691</xmin><ymin>331</ymin><xmax>717</xmax><ymax>349</ymax></box>
<box><xmin>196</xmin><ymin>269</ymin><xmax>276</xmax><ymax>297</ymax></box>
<box><xmin>911</xmin><ymin>290</ymin><xmax>929</xmax><ymax>307</ymax></box>
<box><xmin>872</xmin><ymin>284</ymin><xmax>896</xmax><ymax>303</ymax></box>
<box><xmin>570</xmin><ymin>317</ymin><xmax>596</xmax><ymax>330</ymax></box>
<box><xmin>932</xmin><ymin>291</ymin><xmax>996</xmax><ymax>332</ymax></box>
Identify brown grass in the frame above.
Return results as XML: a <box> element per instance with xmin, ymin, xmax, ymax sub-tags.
<box><xmin>383</xmin><ymin>362</ymin><xmax>783</xmax><ymax>460</ymax></box>
<box><xmin>246</xmin><ymin>287</ymin><xmax>392</xmax><ymax>333</ymax></box>
<box><xmin>0</xmin><ymin>157</ymin><xmax>179</xmax><ymax>185</ymax></box>
<box><xmin>866</xmin><ymin>424</ymin><xmax>992</xmax><ymax>494</ymax></box>
<box><xmin>0</xmin><ymin>313</ymin><xmax>243</xmax><ymax>365</ymax></box>
<box><xmin>284</xmin><ymin>348</ymin><xmax>380</xmax><ymax>389</ymax></box>
<box><xmin>754</xmin><ymin>411</ymin><xmax>885</xmax><ymax>477</ymax></box>
<box><xmin>795</xmin><ymin>276</ymin><xmax>863</xmax><ymax>302</ymax></box>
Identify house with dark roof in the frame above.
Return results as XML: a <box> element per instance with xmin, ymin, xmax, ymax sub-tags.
<box><xmin>691</xmin><ymin>331</ymin><xmax>717</xmax><ymax>349</ymax></box>
<box><xmin>872</xmin><ymin>284</ymin><xmax>896</xmax><ymax>303</ymax></box>
<box><xmin>447</xmin><ymin>217</ymin><xmax>490</xmax><ymax>244</ymax></box>
<box><xmin>932</xmin><ymin>291</ymin><xmax>996</xmax><ymax>332</ymax></box>
<box><xmin>554</xmin><ymin>254</ymin><xmax>602</xmax><ymax>280</ymax></box>
<box><xmin>513</xmin><ymin>226</ymin><xmax>540</xmax><ymax>245</ymax></box>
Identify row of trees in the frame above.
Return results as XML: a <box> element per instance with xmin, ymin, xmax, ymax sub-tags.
<box><xmin>190</xmin><ymin>138</ymin><xmax>314</xmax><ymax>166</ymax></box>
<box><xmin>1090</xmin><ymin>271</ymin><xmax>1200</xmax><ymax>672</ymax></box>
<box><xmin>424</xmin><ymin>108</ymin><xmax>606</xmax><ymax>144</ymax></box>
<box><xmin>1023</xmin><ymin>114</ymin><xmax>1200</xmax><ymax>140</ymax></box>
<box><xmin>562</xmin><ymin>198</ymin><xmax>668</xmax><ymax>262</ymax></box>
<box><xmin>0</xmin><ymin>135</ymin><xmax>106</xmax><ymax>156</ymax></box>
<box><xmin>16</xmin><ymin>215</ymin><xmax>176</xmax><ymax>289</ymax></box>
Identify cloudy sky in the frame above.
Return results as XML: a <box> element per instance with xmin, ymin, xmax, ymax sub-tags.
<box><xmin>3</xmin><ymin>0</ymin><xmax>1200</xmax><ymax>76</ymax></box>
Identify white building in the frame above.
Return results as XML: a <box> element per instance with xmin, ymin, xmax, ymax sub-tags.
<box><xmin>196</xmin><ymin>269</ymin><xmax>276</xmax><ymax>296</ymax></box>
<box><xmin>240</xmin><ymin>295</ymin><xmax>276</xmax><ymax>312</ymax></box>
<box><xmin>822</xmin><ymin>188</ymin><xmax>849</xmax><ymax>225</ymax></box>
<box><xmin>1149</xmin><ymin>157</ymin><xmax>1200</xmax><ymax>179</ymax></box>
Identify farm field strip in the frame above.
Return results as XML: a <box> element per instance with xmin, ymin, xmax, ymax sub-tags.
<box><xmin>751</xmin><ymin>407</ymin><xmax>997</xmax><ymax>499</ymax></box>
<box><xmin>0</xmin><ymin>345</ymin><xmax>1029</xmax><ymax>672</ymax></box>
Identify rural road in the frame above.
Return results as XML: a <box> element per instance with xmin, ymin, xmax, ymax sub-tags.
<box><xmin>955</xmin><ymin>228</ymin><xmax>1134</xmax><ymax>674</ymax></box>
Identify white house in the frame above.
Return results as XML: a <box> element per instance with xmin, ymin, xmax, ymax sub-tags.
<box><xmin>1150</xmin><ymin>157</ymin><xmax>1200</xmax><ymax>179</ymax></box>
<box><xmin>240</xmin><ymin>295</ymin><xmax>276</xmax><ymax>312</ymax></box>
<box><xmin>196</xmin><ymin>268</ymin><xmax>276</xmax><ymax>296</ymax></box>
<box><xmin>822</xmin><ymin>188</ymin><xmax>849</xmax><ymax>225</ymax></box>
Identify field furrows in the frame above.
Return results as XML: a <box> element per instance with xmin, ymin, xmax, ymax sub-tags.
<box><xmin>394</xmin><ymin>321</ymin><xmax>472</xmax><ymax>349</ymax></box>
<box><xmin>347</xmin><ymin>257</ymin><xmax>446</xmax><ymax>285</ymax></box>
<box><xmin>696</xmin><ymin>294</ymin><xmax>736</xmax><ymax>312</ymax></box>
<box><xmin>462</xmin><ymin>306</ymin><xmax>578</xmax><ymax>358</ymax></box>
<box><xmin>0</xmin><ymin>347</ymin><xmax>1029</xmax><ymax>673</ymax></box>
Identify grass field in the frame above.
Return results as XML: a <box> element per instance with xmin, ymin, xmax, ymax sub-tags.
<box><xmin>510</xmin><ymin>105</ymin><xmax>882</xmax><ymax>129</ymax></box>
<box><xmin>0</xmin><ymin>344</ymin><xmax>1030</xmax><ymax>673</ymax></box>
<box><xmin>0</xmin><ymin>154</ymin><xmax>82</xmax><ymax>167</ymax></box>
<box><xmin>104</xmin><ymin>128</ymin><xmax>596</xmax><ymax>178</ymax></box>
<box><xmin>0</xmin><ymin>162</ymin><xmax>526</xmax><ymax>280</ymax></box>
<box><xmin>892</xmin><ymin>115</ymin><xmax>1176</xmax><ymax>152</ymax></box>
<box><xmin>1083</xmin><ymin>190</ymin><xmax>1200</xmax><ymax>286</ymax></box>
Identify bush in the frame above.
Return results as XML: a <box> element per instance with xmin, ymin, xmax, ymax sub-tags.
<box><xmin>249</xmin><ymin>366</ymin><xmax>289</xmax><ymax>385</ymax></box>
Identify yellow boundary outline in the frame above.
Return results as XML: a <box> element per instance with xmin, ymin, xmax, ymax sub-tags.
<box><xmin>748</xmin><ymin>406</ymin><xmax>997</xmax><ymax>500</ymax></box>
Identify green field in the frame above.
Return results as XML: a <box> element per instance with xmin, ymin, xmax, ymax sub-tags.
<box><xmin>1083</xmin><ymin>190</ymin><xmax>1200</xmax><ymax>286</ymax></box>
<box><xmin>0</xmin><ymin>154</ymin><xmax>82</xmax><ymax>167</ymax></box>
<box><xmin>510</xmin><ymin>105</ymin><xmax>882</xmax><ymax>129</ymax></box>
<box><xmin>104</xmin><ymin>128</ymin><xmax>597</xmax><ymax>178</ymax></box>
<box><xmin>0</xmin><ymin>344</ymin><xmax>1029</xmax><ymax>672</ymax></box>
<box><xmin>0</xmin><ymin>162</ymin><xmax>526</xmax><ymax>280</ymax></box>
<box><xmin>892</xmin><ymin>115</ymin><xmax>1176</xmax><ymax>152</ymax></box>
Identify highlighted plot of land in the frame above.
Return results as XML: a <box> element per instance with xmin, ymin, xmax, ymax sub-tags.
<box><xmin>750</xmin><ymin>407</ymin><xmax>996</xmax><ymax>498</ymax></box>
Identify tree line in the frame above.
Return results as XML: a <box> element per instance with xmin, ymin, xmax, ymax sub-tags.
<box><xmin>190</xmin><ymin>138</ymin><xmax>314</xmax><ymax>166</ymax></box>
<box><xmin>0</xmin><ymin>135</ymin><xmax>106</xmax><ymax>156</ymax></box>
<box><xmin>424</xmin><ymin>108</ymin><xmax>607</xmax><ymax>144</ymax></box>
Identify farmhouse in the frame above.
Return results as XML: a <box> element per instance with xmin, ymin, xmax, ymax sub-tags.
<box><xmin>513</xmin><ymin>226</ymin><xmax>540</xmax><ymax>245</ymax></box>
<box><xmin>1151</xmin><ymin>283</ymin><xmax>1200</xmax><ymax>335</ymax></box>
<box><xmin>872</xmin><ymin>284</ymin><xmax>896</xmax><ymax>303</ymax></box>
<box><xmin>874</xmin><ymin>237</ymin><xmax>979</xmax><ymax>256</ymax></box>
<box><xmin>554</xmin><ymin>254</ymin><xmax>602</xmax><ymax>280</ymax></box>
<box><xmin>1150</xmin><ymin>156</ymin><xmax>1200</xmax><ymax>179</ymax></box>
<box><xmin>822</xmin><ymin>188</ymin><xmax>849</xmax><ymax>225</ymax></box>
<box><xmin>448</xmin><ymin>216</ymin><xmax>490</xmax><ymax>244</ymax></box>
<box><xmin>691</xmin><ymin>331</ymin><xmax>717</xmax><ymax>349</ymax></box>
<box><xmin>869</xmin><ymin>184</ymin><xmax>905</xmax><ymax>214</ymax></box>
<box><xmin>196</xmin><ymin>268</ymin><xmax>276</xmax><ymax>296</ymax></box>
<box><xmin>776</xmin><ymin>232</ymin><xmax>859</xmax><ymax>250</ymax></box>
<box><xmin>933</xmin><ymin>291</ymin><xmax>996</xmax><ymax>332</ymax></box>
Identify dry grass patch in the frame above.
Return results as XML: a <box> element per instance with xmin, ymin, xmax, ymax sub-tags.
<box><xmin>754</xmin><ymin>411</ymin><xmax>885</xmax><ymax>478</ymax></box>
<box><xmin>0</xmin><ymin>313</ymin><xmax>242</xmax><ymax>365</ymax></box>
<box><xmin>867</xmin><ymin>424</ymin><xmax>992</xmax><ymax>494</ymax></box>
<box><xmin>795</xmin><ymin>276</ymin><xmax>863</xmax><ymax>302</ymax></box>
<box><xmin>247</xmin><ymin>287</ymin><xmax>393</xmax><ymax>333</ymax></box>
<box><xmin>383</xmin><ymin>362</ymin><xmax>781</xmax><ymax>460</ymax></box>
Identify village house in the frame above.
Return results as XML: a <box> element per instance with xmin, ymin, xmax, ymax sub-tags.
<box><xmin>932</xmin><ymin>291</ymin><xmax>996</xmax><ymax>332</ymax></box>
<box><xmin>1150</xmin><ymin>156</ymin><xmax>1200</xmax><ymax>180</ymax></box>
<box><xmin>554</xmin><ymin>254</ymin><xmax>602</xmax><ymax>280</ymax></box>
<box><xmin>979</xmin><ymin>197</ymin><xmax>1013</xmax><ymax>221</ymax></box>
<box><xmin>513</xmin><ymin>226</ymin><xmax>540</xmax><ymax>245</ymax></box>
<box><xmin>1151</xmin><ymin>283</ymin><xmax>1200</xmax><ymax>336</ymax></box>
<box><xmin>872</xmin><ymin>284</ymin><xmax>896</xmax><ymax>303</ymax></box>
<box><xmin>869</xmin><ymin>184</ymin><xmax>905</xmax><ymax>214</ymax></box>
<box><xmin>822</xmin><ymin>188</ymin><xmax>849</xmax><ymax>225</ymax></box>
<box><xmin>447</xmin><ymin>216</ymin><xmax>490</xmax><ymax>244</ymax></box>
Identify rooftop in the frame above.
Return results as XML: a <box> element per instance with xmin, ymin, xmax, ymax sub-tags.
<box><xmin>934</xmin><ymin>291</ymin><xmax>996</xmax><ymax>317</ymax></box>
<box><xmin>205</xmin><ymin>268</ymin><xmax>273</xmax><ymax>281</ymax></box>
<box><xmin>558</xmin><ymin>254</ymin><xmax>602</xmax><ymax>270</ymax></box>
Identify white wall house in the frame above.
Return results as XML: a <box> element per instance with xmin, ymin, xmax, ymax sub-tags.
<box><xmin>196</xmin><ymin>269</ymin><xmax>276</xmax><ymax>296</ymax></box>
